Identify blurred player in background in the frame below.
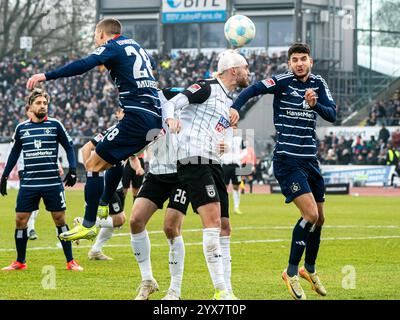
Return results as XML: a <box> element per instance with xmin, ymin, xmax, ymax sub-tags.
<box><xmin>0</xmin><ymin>89</ymin><xmax>81</xmax><ymax>271</ymax></box>
<box><xmin>221</xmin><ymin>126</ymin><xmax>245</xmax><ymax>214</ymax></box>
<box><xmin>232</xmin><ymin>43</ymin><xmax>336</xmax><ymax>300</ymax></box>
<box><xmin>164</xmin><ymin>49</ymin><xmax>249</xmax><ymax>300</ymax></box>
<box><xmin>122</xmin><ymin>154</ymin><xmax>145</xmax><ymax>202</ymax></box>
<box><xmin>26</xmin><ymin>18</ymin><xmax>162</xmax><ymax>242</ymax></box>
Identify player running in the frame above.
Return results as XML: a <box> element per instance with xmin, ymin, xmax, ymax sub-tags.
<box><xmin>232</xmin><ymin>43</ymin><xmax>336</xmax><ymax>300</ymax></box>
<box><xmin>26</xmin><ymin>18</ymin><xmax>162</xmax><ymax>242</ymax></box>
<box><xmin>163</xmin><ymin>50</ymin><xmax>248</xmax><ymax>300</ymax></box>
<box><xmin>130</xmin><ymin>88</ymin><xmax>188</xmax><ymax>300</ymax></box>
<box><xmin>0</xmin><ymin>88</ymin><xmax>82</xmax><ymax>271</ymax></box>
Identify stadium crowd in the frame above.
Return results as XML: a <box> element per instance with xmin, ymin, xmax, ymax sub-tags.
<box><xmin>0</xmin><ymin>51</ymin><xmax>288</xmax><ymax>142</ymax></box>
<box><xmin>366</xmin><ymin>89</ymin><xmax>400</xmax><ymax>126</ymax></box>
<box><xmin>317</xmin><ymin>127</ymin><xmax>400</xmax><ymax>165</ymax></box>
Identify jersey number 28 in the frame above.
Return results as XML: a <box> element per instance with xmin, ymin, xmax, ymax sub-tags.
<box><xmin>124</xmin><ymin>46</ymin><xmax>153</xmax><ymax>79</ymax></box>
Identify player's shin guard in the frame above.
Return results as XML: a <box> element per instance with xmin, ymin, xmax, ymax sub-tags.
<box><xmin>15</xmin><ymin>228</ymin><xmax>28</xmax><ymax>263</ymax></box>
<box><xmin>83</xmin><ymin>172</ymin><xmax>104</xmax><ymax>228</ymax></box>
<box><xmin>287</xmin><ymin>218</ymin><xmax>313</xmax><ymax>277</ymax></box>
<box><xmin>131</xmin><ymin>230</ymin><xmax>153</xmax><ymax>281</ymax></box>
<box><xmin>304</xmin><ymin>225</ymin><xmax>322</xmax><ymax>273</ymax></box>
<box><xmin>203</xmin><ymin>228</ymin><xmax>226</xmax><ymax>291</ymax></box>
<box><xmin>167</xmin><ymin>236</ymin><xmax>185</xmax><ymax>297</ymax></box>
<box><xmin>57</xmin><ymin>225</ymin><xmax>73</xmax><ymax>262</ymax></box>
<box><xmin>100</xmin><ymin>163</ymin><xmax>123</xmax><ymax>205</ymax></box>
<box><xmin>220</xmin><ymin>236</ymin><xmax>232</xmax><ymax>293</ymax></box>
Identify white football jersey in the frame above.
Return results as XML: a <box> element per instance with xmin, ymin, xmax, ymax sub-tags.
<box><xmin>148</xmin><ymin>88</ymin><xmax>183</xmax><ymax>175</ymax></box>
<box><xmin>176</xmin><ymin>78</ymin><xmax>233</xmax><ymax>163</ymax></box>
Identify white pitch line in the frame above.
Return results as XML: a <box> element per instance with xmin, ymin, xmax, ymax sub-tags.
<box><xmin>112</xmin><ymin>225</ymin><xmax>400</xmax><ymax>237</ymax></box>
<box><xmin>0</xmin><ymin>235</ymin><xmax>399</xmax><ymax>253</ymax></box>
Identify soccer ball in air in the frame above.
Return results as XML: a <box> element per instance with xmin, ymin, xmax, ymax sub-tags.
<box><xmin>224</xmin><ymin>15</ymin><xmax>256</xmax><ymax>48</ymax></box>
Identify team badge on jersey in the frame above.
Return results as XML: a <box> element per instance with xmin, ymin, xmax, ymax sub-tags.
<box><xmin>92</xmin><ymin>47</ymin><xmax>106</xmax><ymax>55</ymax></box>
<box><xmin>215</xmin><ymin>116</ymin><xmax>230</xmax><ymax>134</ymax></box>
<box><xmin>205</xmin><ymin>185</ymin><xmax>216</xmax><ymax>198</ymax></box>
<box><xmin>262</xmin><ymin>78</ymin><xmax>276</xmax><ymax>88</ymax></box>
<box><xmin>187</xmin><ymin>83</ymin><xmax>202</xmax><ymax>93</ymax></box>
<box><xmin>291</xmin><ymin>182</ymin><xmax>301</xmax><ymax>193</ymax></box>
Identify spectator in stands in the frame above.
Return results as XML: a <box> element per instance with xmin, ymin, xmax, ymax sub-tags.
<box><xmin>378</xmin><ymin>124</ymin><xmax>390</xmax><ymax>144</ymax></box>
<box><xmin>366</xmin><ymin>151</ymin><xmax>378</xmax><ymax>165</ymax></box>
<box><xmin>376</xmin><ymin>100</ymin><xmax>387</xmax><ymax>125</ymax></box>
<box><xmin>366</xmin><ymin>112</ymin><xmax>377</xmax><ymax>126</ymax></box>
<box><xmin>392</xmin><ymin>128</ymin><xmax>400</xmax><ymax>149</ymax></box>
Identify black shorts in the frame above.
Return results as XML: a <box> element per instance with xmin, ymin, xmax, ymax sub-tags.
<box><xmin>177</xmin><ymin>157</ymin><xmax>229</xmax><ymax>218</ymax></box>
<box><xmin>109</xmin><ymin>189</ymin><xmax>125</xmax><ymax>215</ymax></box>
<box><xmin>122</xmin><ymin>158</ymin><xmax>145</xmax><ymax>189</ymax></box>
<box><xmin>222</xmin><ymin>164</ymin><xmax>241</xmax><ymax>185</ymax></box>
<box><xmin>136</xmin><ymin>172</ymin><xmax>189</xmax><ymax>215</ymax></box>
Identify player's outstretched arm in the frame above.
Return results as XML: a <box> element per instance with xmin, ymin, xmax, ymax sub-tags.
<box><xmin>27</xmin><ymin>44</ymin><xmax>117</xmax><ymax>90</ymax></box>
<box><xmin>232</xmin><ymin>79</ymin><xmax>277</xmax><ymax>112</ymax></box>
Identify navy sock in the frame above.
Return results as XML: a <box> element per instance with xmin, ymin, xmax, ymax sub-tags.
<box><xmin>83</xmin><ymin>173</ymin><xmax>104</xmax><ymax>228</ymax></box>
<box><xmin>15</xmin><ymin>228</ymin><xmax>28</xmax><ymax>263</ymax></box>
<box><xmin>287</xmin><ymin>218</ymin><xmax>313</xmax><ymax>277</ymax></box>
<box><xmin>100</xmin><ymin>163</ymin><xmax>123</xmax><ymax>205</ymax></box>
<box><xmin>57</xmin><ymin>225</ymin><xmax>73</xmax><ymax>262</ymax></box>
<box><xmin>305</xmin><ymin>225</ymin><xmax>322</xmax><ymax>273</ymax></box>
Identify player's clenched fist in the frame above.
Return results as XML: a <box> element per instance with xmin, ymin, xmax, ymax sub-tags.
<box><xmin>27</xmin><ymin>73</ymin><xmax>46</xmax><ymax>90</ymax></box>
<box><xmin>305</xmin><ymin>89</ymin><xmax>317</xmax><ymax>107</ymax></box>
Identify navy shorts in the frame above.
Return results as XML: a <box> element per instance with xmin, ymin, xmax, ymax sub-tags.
<box><xmin>273</xmin><ymin>155</ymin><xmax>325</xmax><ymax>204</ymax></box>
<box><xmin>96</xmin><ymin>110</ymin><xmax>162</xmax><ymax>165</ymax></box>
<box><xmin>16</xmin><ymin>184</ymin><xmax>67</xmax><ymax>213</ymax></box>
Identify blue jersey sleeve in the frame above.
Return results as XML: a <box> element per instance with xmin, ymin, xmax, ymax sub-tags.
<box><xmin>2</xmin><ymin>127</ymin><xmax>23</xmax><ymax>177</ymax></box>
<box><xmin>45</xmin><ymin>44</ymin><xmax>118</xmax><ymax>80</ymax></box>
<box><xmin>232</xmin><ymin>77</ymin><xmax>279</xmax><ymax>111</ymax></box>
<box><xmin>313</xmin><ymin>78</ymin><xmax>336</xmax><ymax>123</ymax></box>
<box><xmin>56</xmin><ymin>122</ymin><xmax>77</xmax><ymax>169</ymax></box>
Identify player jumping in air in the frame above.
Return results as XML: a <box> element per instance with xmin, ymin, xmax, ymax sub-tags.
<box><xmin>26</xmin><ymin>18</ymin><xmax>162</xmax><ymax>241</ymax></box>
<box><xmin>232</xmin><ymin>43</ymin><xmax>336</xmax><ymax>300</ymax></box>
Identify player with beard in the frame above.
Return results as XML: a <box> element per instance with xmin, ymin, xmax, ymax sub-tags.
<box><xmin>0</xmin><ymin>88</ymin><xmax>81</xmax><ymax>271</ymax></box>
<box><xmin>163</xmin><ymin>49</ymin><xmax>249</xmax><ymax>300</ymax></box>
<box><xmin>232</xmin><ymin>43</ymin><xmax>336</xmax><ymax>300</ymax></box>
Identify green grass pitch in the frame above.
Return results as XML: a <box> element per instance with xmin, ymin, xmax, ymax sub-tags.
<box><xmin>0</xmin><ymin>190</ymin><xmax>399</xmax><ymax>300</ymax></box>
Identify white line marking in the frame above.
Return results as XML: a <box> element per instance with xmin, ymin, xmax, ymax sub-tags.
<box><xmin>0</xmin><ymin>235</ymin><xmax>399</xmax><ymax>252</ymax></box>
<box><xmin>112</xmin><ymin>225</ymin><xmax>400</xmax><ymax>237</ymax></box>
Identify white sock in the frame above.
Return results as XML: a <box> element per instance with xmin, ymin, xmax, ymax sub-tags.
<box><xmin>91</xmin><ymin>227</ymin><xmax>114</xmax><ymax>252</ymax></box>
<box><xmin>131</xmin><ymin>230</ymin><xmax>153</xmax><ymax>281</ymax></box>
<box><xmin>233</xmin><ymin>189</ymin><xmax>240</xmax><ymax>209</ymax></box>
<box><xmin>167</xmin><ymin>236</ymin><xmax>185</xmax><ymax>296</ymax></box>
<box><xmin>27</xmin><ymin>210</ymin><xmax>39</xmax><ymax>232</ymax></box>
<box><xmin>220</xmin><ymin>236</ymin><xmax>232</xmax><ymax>293</ymax></box>
<box><xmin>203</xmin><ymin>228</ymin><xmax>226</xmax><ymax>291</ymax></box>
<box><xmin>95</xmin><ymin>216</ymin><xmax>114</xmax><ymax>228</ymax></box>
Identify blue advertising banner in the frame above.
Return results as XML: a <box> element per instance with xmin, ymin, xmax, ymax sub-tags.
<box><xmin>162</xmin><ymin>0</ymin><xmax>227</xmax><ymax>24</ymax></box>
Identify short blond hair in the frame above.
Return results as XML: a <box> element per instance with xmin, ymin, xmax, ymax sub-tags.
<box><xmin>97</xmin><ymin>18</ymin><xmax>122</xmax><ymax>35</ymax></box>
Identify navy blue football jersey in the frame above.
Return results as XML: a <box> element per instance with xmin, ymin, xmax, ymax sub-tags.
<box><xmin>3</xmin><ymin>118</ymin><xmax>76</xmax><ymax>188</ymax></box>
<box><xmin>45</xmin><ymin>35</ymin><xmax>161</xmax><ymax>118</ymax></box>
